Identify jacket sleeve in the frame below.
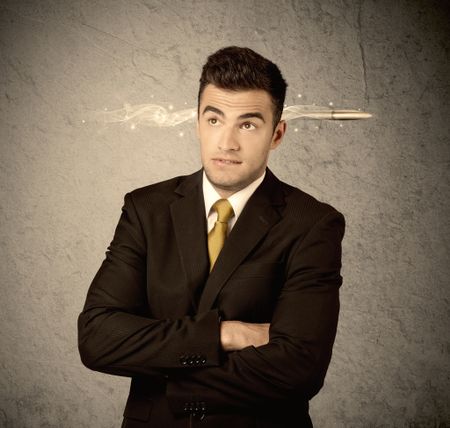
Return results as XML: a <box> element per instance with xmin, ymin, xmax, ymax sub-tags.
<box><xmin>166</xmin><ymin>210</ymin><xmax>345</xmax><ymax>414</ymax></box>
<box><xmin>77</xmin><ymin>192</ymin><xmax>222</xmax><ymax>377</ymax></box>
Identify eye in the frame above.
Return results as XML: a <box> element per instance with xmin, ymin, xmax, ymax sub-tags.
<box><xmin>208</xmin><ymin>118</ymin><xmax>219</xmax><ymax>126</ymax></box>
<box><xmin>241</xmin><ymin>122</ymin><xmax>256</xmax><ymax>130</ymax></box>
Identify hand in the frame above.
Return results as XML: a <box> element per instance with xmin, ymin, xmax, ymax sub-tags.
<box><xmin>220</xmin><ymin>321</ymin><xmax>270</xmax><ymax>351</ymax></box>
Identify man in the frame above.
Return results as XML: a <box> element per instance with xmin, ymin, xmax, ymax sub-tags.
<box><xmin>78</xmin><ymin>46</ymin><xmax>345</xmax><ymax>427</ymax></box>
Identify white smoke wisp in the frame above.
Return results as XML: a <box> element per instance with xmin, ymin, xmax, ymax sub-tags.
<box><xmin>93</xmin><ymin>103</ymin><xmax>371</xmax><ymax>128</ymax></box>
<box><xmin>97</xmin><ymin>104</ymin><xmax>197</xmax><ymax>127</ymax></box>
<box><xmin>282</xmin><ymin>105</ymin><xmax>335</xmax><ymax>120</ymax></box>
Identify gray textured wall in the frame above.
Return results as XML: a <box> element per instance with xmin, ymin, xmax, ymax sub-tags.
<box><xmin>1</xmin><ymin>1</ymin><xmax>449</xmax><ymax>427</ymax></box>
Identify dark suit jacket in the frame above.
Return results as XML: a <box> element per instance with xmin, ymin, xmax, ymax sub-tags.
<box><xmin>78</xmin><ymin>168</ymin><xmax>345</xmax><ymax>427</ymax></box>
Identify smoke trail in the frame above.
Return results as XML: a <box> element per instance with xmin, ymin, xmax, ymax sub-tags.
<box><xmin>97</xmin><ymin>103</ymin><xmax>197</xmax><ymax>127</ymax></box>
<box><xmin>92</xmin><ymin>103</ymin><xmax>371</xmax><ymax>128</ymax></box>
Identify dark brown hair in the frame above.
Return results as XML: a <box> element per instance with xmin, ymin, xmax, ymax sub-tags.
<box><xmin>198</xmin><ymin>46</ymin><xmax>287</xmax><ymax>129</ymax></box>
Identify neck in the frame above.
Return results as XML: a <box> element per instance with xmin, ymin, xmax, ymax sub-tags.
<box><xmin>213</xmin><ymin>187</ymin><xmax>236</xmax><ymax>199</ymax></box>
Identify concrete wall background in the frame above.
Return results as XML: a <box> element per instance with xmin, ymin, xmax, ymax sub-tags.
<box><xmin>1</xmin><ymin>0</ymin><xmax>449</xmax><ymax>426</ymax></box>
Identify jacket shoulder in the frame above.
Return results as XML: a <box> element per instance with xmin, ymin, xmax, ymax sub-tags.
<box><xmin>124</xmin><ymin>171</ymin><xmax>199</xmax><ymax>209</ymax></box>
<box><xmin>277</xmin><ymin>179</ymin><xmax>344</xmax><ymax>227</ymax></box>
<box><xmin>129</xmin><ymin>175</ymin><xmax>182</xmax><ymax>197</ymax></box>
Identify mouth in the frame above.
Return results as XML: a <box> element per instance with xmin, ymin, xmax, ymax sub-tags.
<box><xmin>212</xmin><ymin>158</ymin><xmax>242</xmax><ymax>165</ymax></box>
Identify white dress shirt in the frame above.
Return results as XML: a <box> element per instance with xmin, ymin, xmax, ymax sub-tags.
<box><xmin>203</xmin><ymin>170</ymin><xmax>266</xmax><ymax>234</ymax></box>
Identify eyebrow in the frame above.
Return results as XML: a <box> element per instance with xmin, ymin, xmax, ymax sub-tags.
<box><xmin>202</xmin><ymin>105</ymin><xmax>266</xmax><ymax>123</ymax></box>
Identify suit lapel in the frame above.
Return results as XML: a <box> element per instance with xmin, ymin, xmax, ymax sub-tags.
<box><xmin>170</xmin><ymin>170</ymin><xmax>209</xmax><ymax>311</ymax></box>
<box><xmin>198</xmin><ymin>169</ymin><xmax>285</xmax><ymax>313</ymax></box>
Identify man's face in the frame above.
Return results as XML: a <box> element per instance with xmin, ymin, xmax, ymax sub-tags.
<box><xmin>197</xmin><ymin>84</ymin><xmax>286</xmax><ymax>198</ymax></box>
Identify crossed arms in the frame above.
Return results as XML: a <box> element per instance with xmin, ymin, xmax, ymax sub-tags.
<box><xmin>78</xmin><ymin>191</ymin><xmax>345</xmax><ymax>414</ymax></box>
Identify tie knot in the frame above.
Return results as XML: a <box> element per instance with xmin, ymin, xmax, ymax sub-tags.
<box><xmin>212</xmin><ymin>199</ymin><xmax>234</xmax><ymax>223</ymax></box>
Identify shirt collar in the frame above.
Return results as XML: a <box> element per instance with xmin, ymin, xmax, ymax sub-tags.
<box><xmin>202</xmin><ymin>170</ymin><xmax>266</xmax><ymax>221</ymax></box>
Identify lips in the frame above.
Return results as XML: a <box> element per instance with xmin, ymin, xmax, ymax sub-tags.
<box><xmin>212</xmin><ymin>158</ymin><xmax>242</xmax><ymax>165</ymax></box>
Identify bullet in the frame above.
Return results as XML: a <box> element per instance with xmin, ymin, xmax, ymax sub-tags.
<box><xmin>282</xmin><ymin>106</ymin><xmax>372</xmax><ymax>121</ymax></box>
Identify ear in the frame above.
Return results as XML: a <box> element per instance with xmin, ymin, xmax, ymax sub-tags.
<box><xmin>196</xmin><ymin>118</ymin><xmax>200</xmax><ymax>137</ymax></box>
<box><xmin>270</xmin><ymin>120</ymin><xmax>286</xmax><ymax>150</ymax></box>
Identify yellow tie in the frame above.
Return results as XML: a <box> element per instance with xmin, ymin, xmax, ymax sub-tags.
<box><xmin>208</xmin><ymin>199</ymin><xmax>234</xmax><ymax>271</ymax></box>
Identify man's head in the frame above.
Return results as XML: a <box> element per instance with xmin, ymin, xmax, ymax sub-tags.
<box><xmin>197</xmin><ymin>47</ymin><xmax>288</xmax><ymax>198</ymax></box>
<box><xmin>198</xmin><ymin>46</ymin><xmax>287</xmax><ymax>129</ymax></box>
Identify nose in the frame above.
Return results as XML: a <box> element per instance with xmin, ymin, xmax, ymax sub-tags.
<box><xmin>218</xmin><ymin>127</ymin><xmax>240</xmax><ymax>151</ymax></box>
